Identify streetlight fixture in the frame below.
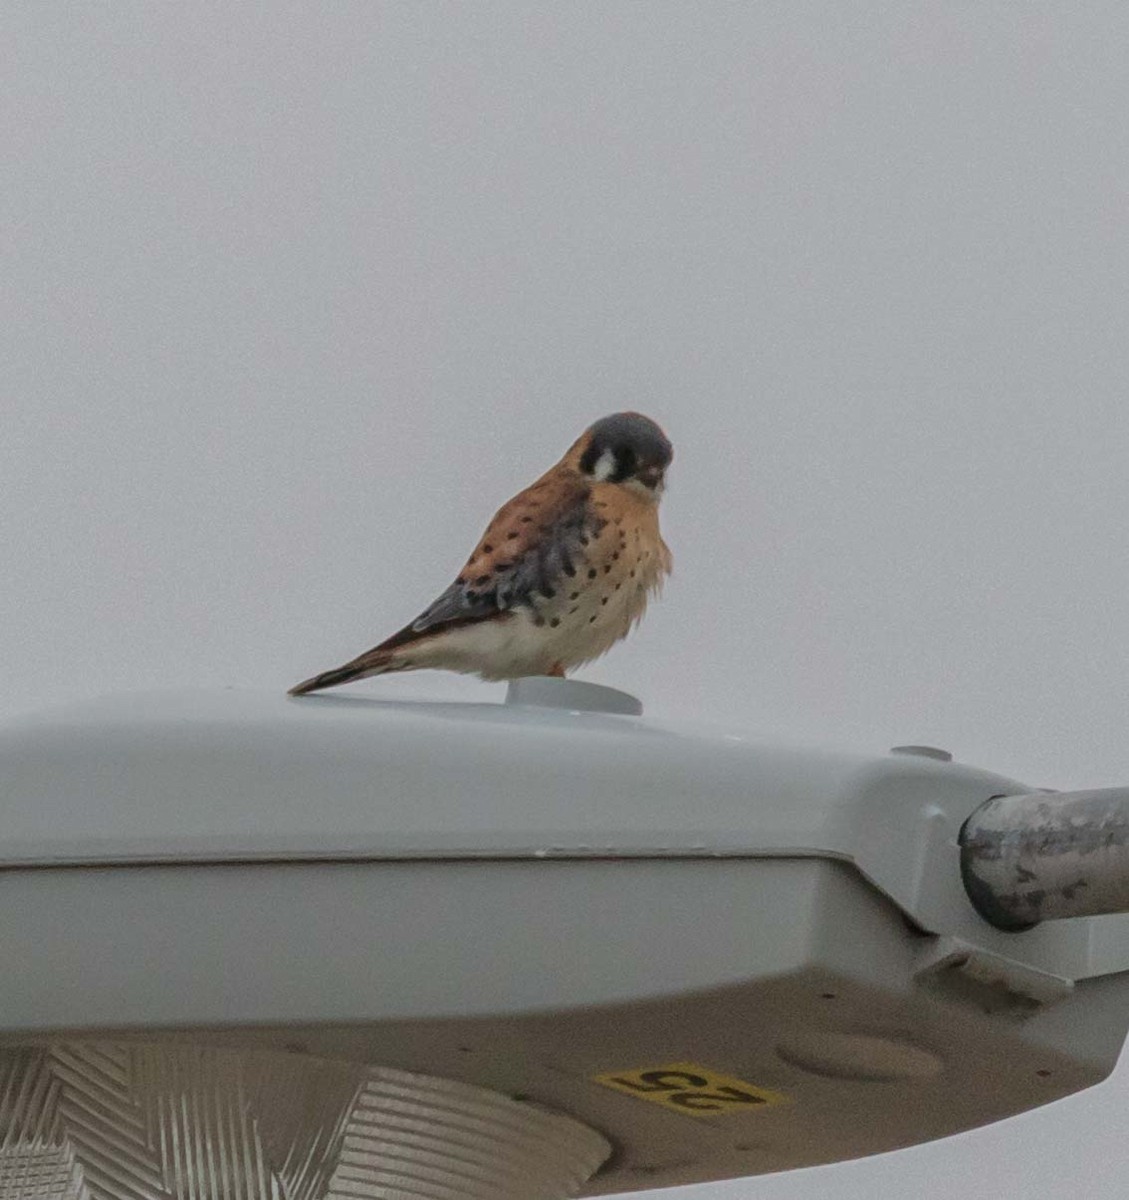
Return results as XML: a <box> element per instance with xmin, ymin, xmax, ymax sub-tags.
<box><xmin>2</xmin><ymin>678</ymin><xmax>1127</xmax><ymax>1197</ymax></box>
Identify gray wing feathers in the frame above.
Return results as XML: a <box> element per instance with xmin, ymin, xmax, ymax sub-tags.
<box><xmin>410</xmin><ymin>502</ymin><xmax>593</xmax><ymax>634</ymax></box>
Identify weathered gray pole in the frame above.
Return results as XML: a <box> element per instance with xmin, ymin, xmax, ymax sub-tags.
<box><xmin>960</xmin><ymin>788</ymin><xmax>1129</xmax><ymax>930</ymax></box>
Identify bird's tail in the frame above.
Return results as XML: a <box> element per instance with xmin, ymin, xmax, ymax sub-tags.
<box><xmin>288</xmin><ymin>652</ymin><xmax>400</xmax><ymax>697</ymax></box>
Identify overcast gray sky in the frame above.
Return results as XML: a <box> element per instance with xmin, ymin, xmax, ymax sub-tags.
<box><xmin>4</xmin><ymin>4</ymin><xmax>1129</xmax><ymax>1196</ymax></box>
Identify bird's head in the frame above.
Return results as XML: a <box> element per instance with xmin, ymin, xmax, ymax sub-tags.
<box><xmin>573</xmin><ymin>412</ymin><xmax>672</xmax><ymax>500</ymax></box>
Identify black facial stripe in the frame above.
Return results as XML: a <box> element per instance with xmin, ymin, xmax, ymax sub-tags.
<box><xmin>578</xmin><ymin>442</ymin><xmax>601</xmax><ymax>475</ymax></box>
<box><xmin>610</xmin><ymin>445</ymin><xmax>637</xmax><ymax>482</ymax></box>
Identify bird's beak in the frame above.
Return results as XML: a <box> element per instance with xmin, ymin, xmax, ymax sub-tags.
<box><xmin>638</xmin><ymin>465</ymin><xmax>664</xmax><ymax>489</ymax></box>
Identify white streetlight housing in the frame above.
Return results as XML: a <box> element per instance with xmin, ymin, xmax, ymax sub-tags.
<box><xmin>2</xmin><ymin>678</ymin><xmax>1128</xmax><ymax>1198</ymax></box>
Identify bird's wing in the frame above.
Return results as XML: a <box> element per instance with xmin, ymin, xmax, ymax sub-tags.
<box><xmin>405</xmin><ymin>470</ymin><xmax>596</xmax><ymax>636</ymax></box>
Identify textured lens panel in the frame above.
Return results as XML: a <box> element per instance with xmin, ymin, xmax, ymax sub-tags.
<box><xmin>0</xmin><ymin>1044</ymin><xmax>609</xmax><ymax>1200</ymax></box>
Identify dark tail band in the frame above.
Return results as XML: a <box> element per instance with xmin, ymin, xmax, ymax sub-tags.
<box><xmin>287</xmin><ymin>664</ymin><xmax>368</xmax><ymax>697</ymax></box>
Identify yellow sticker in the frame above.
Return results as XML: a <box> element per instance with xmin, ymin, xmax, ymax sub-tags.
<box><xmin>593</xmin><ymin>1061</ymin><xmax>789</xmax><ymax>1118</ymax></box>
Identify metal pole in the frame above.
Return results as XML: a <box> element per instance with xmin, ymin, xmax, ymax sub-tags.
<box><xmin>959</xmin><ymin>788</ymin><xmax>1129</xmax><ymax>930</ymax></box>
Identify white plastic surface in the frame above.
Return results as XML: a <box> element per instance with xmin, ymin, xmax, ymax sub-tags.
<box><xmin>505</xmin><ymin>675</ymin><xmax>644</xmax><ymax>715</ymax></box>
<box><xmin>0</xmin><ymin>687</ymin><xmax>988</xmax><ymax>863</ymax></box>
<box><xmin>1</xmin><ymin>685</ymin><xmax>1128</xmax><ymax>982</ymax></box>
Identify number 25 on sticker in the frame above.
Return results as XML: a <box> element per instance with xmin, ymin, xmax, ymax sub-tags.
<box><xmin>593</xmin><ymin>1062</ymin><xmax>789</xmax><ymax>1117</ymax></box>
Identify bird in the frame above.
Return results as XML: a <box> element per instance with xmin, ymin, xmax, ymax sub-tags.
<box><xmin>288</xmin><ymin>412</ymin><xmax>673</xmax><ymax>695</ymax></box>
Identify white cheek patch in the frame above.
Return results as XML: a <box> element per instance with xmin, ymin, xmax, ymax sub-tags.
<box><xmin>591</xmin><ymin>449</ymin><xmax>617</xmax><ymax>481</ymax></box>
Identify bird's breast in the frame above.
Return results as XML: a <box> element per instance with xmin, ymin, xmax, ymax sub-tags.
<box><xmin>524</xmin><ymin>493</ymin><xmax>669</xmax><ymax>669</ymax></box>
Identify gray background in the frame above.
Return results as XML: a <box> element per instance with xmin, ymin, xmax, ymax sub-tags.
<box><xmin>3</xmin><ymin>4</ymin><xmax>1127</xmax><ymax>1196</ymax></box>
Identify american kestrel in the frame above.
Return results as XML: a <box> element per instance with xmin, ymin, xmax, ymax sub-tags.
<box><xmin>288</xmin><ymin>412</ymin><xmax>672</xmax><ymax>694</ymax></box>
